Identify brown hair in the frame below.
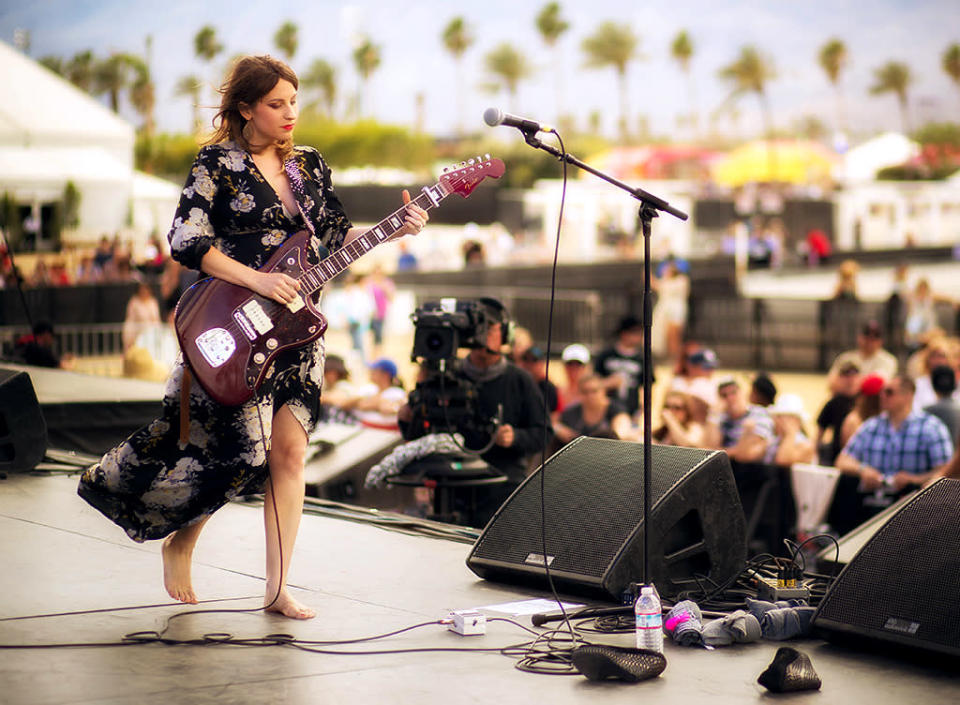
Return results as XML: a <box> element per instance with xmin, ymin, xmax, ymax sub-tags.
<box><xmin>206</xmin><ymin>55</ymin><xmax>298</xmax><ymax>160</ymax></box>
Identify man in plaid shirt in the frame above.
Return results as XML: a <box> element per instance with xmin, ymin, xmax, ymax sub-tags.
<box><xmin>836</xmin><ymin>374</ymin><xmax>954</xmax><ymax>522</ymax></box>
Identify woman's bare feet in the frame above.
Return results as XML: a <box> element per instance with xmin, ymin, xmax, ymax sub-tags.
<box><xmin>162</xmin><ymin>533</ymin><xmax>198</xmax><ymax>604</ymax></box>
<box><xmin>264</xmin><ymin>587</ymin><xmax>316</xmax><ymax>620</ymax></box>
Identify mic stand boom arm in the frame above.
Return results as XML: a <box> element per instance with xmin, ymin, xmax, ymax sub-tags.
<box><xmin>518</xmin><ymin>128</ymin><xmax>688</xmax><ymax>591</ymax></box>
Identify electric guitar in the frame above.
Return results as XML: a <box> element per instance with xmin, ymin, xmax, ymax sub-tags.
<box><xmin>175</xmin><ymin>156</ymin><xmax>505</xmax><ymax>406</ymax></box>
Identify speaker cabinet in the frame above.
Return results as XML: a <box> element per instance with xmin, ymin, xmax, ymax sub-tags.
<box><xmin>466</xmin><ymin>437</ymin><xmax>747</xmax><ymax>601</ymax></box>
<box><xmin>0</xmin><ymin>369</ymin><xmax>47</xmax><ymax>473</ymax></box>
<box><xmin>813</xmin><ymin>477</ymin><xmax>960</xmax><ymax>659</ymax></box>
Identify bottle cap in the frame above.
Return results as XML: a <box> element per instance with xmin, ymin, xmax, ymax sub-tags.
<box><xmin>641</xmin><ymin>586</ymin><xmax>654</xmax><ymax>596</ymax></box>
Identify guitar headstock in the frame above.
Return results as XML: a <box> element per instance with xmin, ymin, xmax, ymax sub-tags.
<box><xmin>439</xmin><ymin>155</ymin><xmax>505</xmax><ymax>198</ymax></box>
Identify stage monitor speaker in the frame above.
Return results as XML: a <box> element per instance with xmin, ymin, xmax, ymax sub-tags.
<box><xmin>466</xmin><ymin>437</ymin><xmax>747</xmax><ymax>601</ymax></box>
<box><xmin>813</xmin><ymin>478</ymin><xmax>960</xmax><ymax>659</ymax></box>
<box><xmin>0</xmin><ymin>368</ymin><xmax>48</xmax><ymax>473</ymax></box>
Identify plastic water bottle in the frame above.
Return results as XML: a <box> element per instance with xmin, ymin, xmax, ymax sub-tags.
<box><xmin>635</xmin><ymin>585</ymin><xmax>663</xmax><ymax>652</ymax></box>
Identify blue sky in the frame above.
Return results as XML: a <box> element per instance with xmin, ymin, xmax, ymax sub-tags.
<box><xmin>2</xmin><ymin>0</ymin><xmax>958</xmax><ymax>140</ymax></box>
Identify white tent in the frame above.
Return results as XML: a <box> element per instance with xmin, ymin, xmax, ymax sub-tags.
<box><xmin>836</xmin><ymin>132</ymin><xmax>920</xmax><ymax>183</ymax></box>
<box><xmin>0</xmin><ymin>40</ymin><xmax>179</xmax><ymax>246</ymax></box>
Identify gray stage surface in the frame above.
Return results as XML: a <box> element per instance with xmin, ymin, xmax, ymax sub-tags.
<box><xmin>1</xmin><ymin>473</ymin><xmax>957</xmax><ymax>705</ymax></box>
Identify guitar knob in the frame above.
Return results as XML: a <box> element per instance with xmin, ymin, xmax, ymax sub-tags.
<box><xmin>286</xmin><ymin>257</ymin><xmax>296</xmax><ymax>265</ymax></box>
<box><xmin>254</xmin><ymin>352</ymin><xmax>266</xmax><ymax>365</ymax></box>
<box><xmin>266</xmin><ymin>338</ymin><xmax>278</xmax><ymax>350</ymax></box>
<box><xmin>308</xmin><ymin>325</ymin><xmax>317</xmax><ymax>333</ymax></box>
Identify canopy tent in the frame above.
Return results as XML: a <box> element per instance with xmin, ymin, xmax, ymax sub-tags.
<box><xmin>588</xmin><ymin>145</ymin><xmax>721</xmax><ymax>181</ymax></box>
<box><xmin>0</xmin><ymin>40</ymin><xmax>179</xmax><ymax>245</ymax></box>
<box><xmin>836</xmin><ymin>132</ymin><xmax>919</xmax><ymax>183</ymax></box>
<box><xmin>712</xmin><ymin>139</ymin><xmax>838</xmax><ymax>187</ymax></box>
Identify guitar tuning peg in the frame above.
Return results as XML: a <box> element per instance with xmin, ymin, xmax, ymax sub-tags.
<box><xmin>442</xmin><ymin>167</ymin><xmax>449</xmax><ymax>173</ymax></box>
<box><xmin>484</xmin><ymin>153</ymin><xmax>491</xmax><ymax>160</ymax></box>
<box><xmin>460</xmin><ymin>161</ymin><xmax>466</xmax><ymax>166</ymax></box>
<box><xmin>468</xmin><ymin>158</ymin><xmax>475</xmax><ymax>165</ymax></box>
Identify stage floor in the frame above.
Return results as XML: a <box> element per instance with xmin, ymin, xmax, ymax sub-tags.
<box><xmin>1</xmin><ymin>473</ymin><xmax>958</xmax><ymax>705</ymax></box>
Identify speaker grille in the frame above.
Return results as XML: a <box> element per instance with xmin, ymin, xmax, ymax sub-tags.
<box><xmin>0</xmin><ymin>369</ymin><xmax>47</xmax><ymax>473</ymax></box>
<box><xmin>467</xmin><ymin>437</ymin><xmax>747</xmax><ymax>600</ymax></box>
<box><xmin>814</xmin><ymin>478</ymin><xmax>960</xmax><ymax>656</ymax></box>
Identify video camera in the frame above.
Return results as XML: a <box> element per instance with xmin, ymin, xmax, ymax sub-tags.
<box><xmin>405</xmin><ymin>298</ymin><xmax>503</xmax><ymax>443</ymax></box>
<box><xmin>410</xmin><ymin>298</ymin><xmax>501</xmax><ymax>361</ymax></box>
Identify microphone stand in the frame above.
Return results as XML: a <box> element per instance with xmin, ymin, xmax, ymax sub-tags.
<box><xmin>517</xmin><ymin>128</ymin><xmax>688</xmax><ymax>598</ymax></box>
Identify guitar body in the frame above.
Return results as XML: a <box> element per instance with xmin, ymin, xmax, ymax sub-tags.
<box><xmin>175</xmin><ymin>231</ymin><xmax>328</xmax><ymax>406</ymax></box>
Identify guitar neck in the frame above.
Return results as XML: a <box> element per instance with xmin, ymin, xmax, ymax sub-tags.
<box><xmin>297</xmin><ymin>183</ymin><xmax>448</xmax><ymax>294</ymax></box>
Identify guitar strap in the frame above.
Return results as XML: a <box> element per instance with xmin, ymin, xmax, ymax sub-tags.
<box><xmin>283</xmin><ymin>158</ymin><xmax>317</xmax><ymax>236</ymax></box>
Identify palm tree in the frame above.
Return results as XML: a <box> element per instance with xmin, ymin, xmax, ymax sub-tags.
<box><xmin>175</xmin><ymin>75</ymin><xmax>203</xmax><ymax>133</ymax></box>
<box><xmin>581</xmin><ymin>21</ymin><xmax>639</xmax><ymax>140</ymax></box>
<box><xmin>818</xmin><ymin>38</ymin><xmax>848</xmax><ymax>134</ymax></box>
<box><xmin>483</xmin><ymin>43</ymin><xmax>533</xmax><ymax>109</ymax></box>
<box><xmin>194</xmin><ymin>25</ymin><xmax>223</xmax><ymax>64</ymax></box>
<box><xmin>66</xmin><ymin>50</ymin><xmax>96</xmax><ymax>93</ymax></box>
<box><xmin>670</xmin><ymin>30</ymin><xmax>697</xmax><ymax>138</ymax></box>
<box><xmin>441</xmin><ymin>16</ymin><xmax>474</xmax><ymax>135</ymax></box>
<box><xmin>870</xmin><ymin>61</ymin><xmax>912</xmax><ymax>133</ymax></box>
<box><xmin>39</xmin><ymin>55</ymin><xmax>64</xmax><ymax>75</ymax></box>
<box><xmin>94</xmin><ymin>53</ymin><xmax>132</xmax><ymax>112</ymax></box>
<box><xmin>352</xmin><ymin>37</ymin><xmax>381</xmax><ymax>117</ymax></box>
<box><xmin>126</xmin><ymin>54</ymin><xmax>155</xmax><ymax>137</ymax></box>
<box><xmin>718</xmin><ymin>45</ymin><xmax>776</xmax><ymax>138</ymax></box>
<box><xmin>535</xmin><ymin>3</ymin><xmax>570</xmax><ymax>120</ymax></box>
<box><xmin>302</xmin><ymin>58</ymin><xmax>337</xmax><ymax>118</ymax></box>
<box><xmin>274</xmin><ymin>21</ymin><xmax>298</xmax><ymax>63</ymax></box>
<box><xmin>943</xmin><ymin>43</ymin><xmax>960</xmax><ymax>104</ymax></box>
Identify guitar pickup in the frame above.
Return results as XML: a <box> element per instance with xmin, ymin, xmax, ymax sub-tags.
<box><xmin>240</xmin><ymin>299</ymin><xmax>274</xmax><ymax>335</ymax></box>
<box><xmin>286</xmin><ymin>295</ymin><xmax>305</xmax><ymax>313</ymax></box>
<box><xmin>233</xmin><ymin>311</ymin><xmax>257</xmax><ymax>341</ymax></box>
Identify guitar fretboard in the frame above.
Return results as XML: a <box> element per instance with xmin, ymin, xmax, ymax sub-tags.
<box><xmin>297</xmin><ymin>182</ymin><xmax>448</xmax><ymax>295</ymax></box>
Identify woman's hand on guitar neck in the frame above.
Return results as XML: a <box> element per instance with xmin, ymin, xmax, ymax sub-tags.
<box><xmin>392</xmin><ymin>189</ymin><xmax>429</xmax><ymax>239</ymax></box>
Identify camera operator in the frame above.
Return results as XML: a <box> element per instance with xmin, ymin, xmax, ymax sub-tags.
<box><xmin>399</xmin><ymin>297</ymin><xmax>552</xmax><ymax>525</ymax></box>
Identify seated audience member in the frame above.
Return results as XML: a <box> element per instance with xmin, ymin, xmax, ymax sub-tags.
<box><xmin>839</xmin><ymin>373</ymin><xmax>884</xmax><ymax>449</ymax></box>
<box><xmin>827</xmin><ymin>319</ymin><xmax>898</xmax><ymax>388</ymax></box>
<box><xmin>554</xmin><ymin>374</ymin><xmax>633</xmax><ymax>445</ymax></box>
<box><xmin>518</xmin><ymin>346</ymin><xmax>559</xmax><ymax>416</ymax></box>
<box><xmin>560</xmin><ymin>343</ymin><xmax>591</xmax><ymax>408</ymax></box>
<box><xmin>765</xmin><ymin>394</ymin><xmax>816</xmax><ymax>466</ymax></box>
<box><xmin>653</xmin><ymin>390</ymin><xmax>707</xmax><ymax>448</ymax></box>
<box><xmin>749</xmin><ymin>372</ymin><xmax>777</xmax><ymax>408</ymax></box>
<box><xmin>912</xmin><ymin>340</ymin><xmax>958</xmax><ymax>411</ymax></box>
<box><xmin>670</xmin><ymin>347</ymin><xmax>719</xmax><ymax>423</ymax></box>
<box><xmin>342</xmin><ymin>358</ymin><xmax>406</xmax><ymax>430</ymax></box>
<box><xmin>319</xmin><ymin>354</ymin><xmax>360</xmax><ymax>423</ymax></box>
<box><xmin>835</xmin><ymin>375</ymin><xmax>953</xmax><ymax>525</ymax></box>
<box><xmin>11</xmin><ymin>321</ymin><xmax>75</xmax><ymax>369</ymax></box>
<box><xmin>924</xmin><ymin>365</ymin><xmax>960</xmax><ymax>444</ymax></box>
<box><xmin>816</xmin><ymin>361</ymin><xmax>861</xmax><ymax>465</ymax></box>
<box><xmin>716</xmin><ymin>378</ymin><xmax>775</xmax><ymax>464</ymax></box>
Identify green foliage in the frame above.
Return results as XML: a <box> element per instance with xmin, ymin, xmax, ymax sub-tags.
<box><xmin>62</xmin><ymin>181</ymin><xmax>81</xmax><ymax>228</ymax></box>
<box><xmin>296</xmin><ymin>119</ymin><xmax>434</xmax><ymax>172</ymax></box>
<box><xmin>535</xmin><ymin>3</ymin><xmax>570</xmax><ymax>46</ymax></box>
<box><xmin>912</xmin><ymin>122</ymin><xmax>960</xmax><ymax>146</ymax></box>
<box><xmin>876</xmin><ymin>164</ymin><xmax>958</xmax><ymax>181</ymax></box>
<box><xmin>135</xmin><ymin>133</ymin><xmax>205</xmax><ymax>183</ymax></box>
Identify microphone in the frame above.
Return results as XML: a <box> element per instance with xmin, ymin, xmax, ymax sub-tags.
<box><xmin>483</xmin><ymin>107</ymin><xmax>553</xmax><ymax>134</ymax></box>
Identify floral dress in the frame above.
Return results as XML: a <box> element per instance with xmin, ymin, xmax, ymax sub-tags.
<box><xmin>78</xmin><ymin>141</ymin><xmax>352</xmax><ymax>542</ymax></box>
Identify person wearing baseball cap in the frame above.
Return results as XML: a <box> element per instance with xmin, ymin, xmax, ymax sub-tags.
<box><xmin>560</xmin><ymin>343</ymin><xmax>592</xmax><ymax>407</ymax></box>
<box><xmin>827</xmin><ymin>319</ymin><xmax>898</xmax><ymax>388</ymax></box>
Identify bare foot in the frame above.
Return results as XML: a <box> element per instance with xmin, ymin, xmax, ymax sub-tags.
<box><xmin>162</xmin><ymin>534</ymin><xmax>198</xmax><ymax>604</ymax></box>
<box><xmin>264</xmin><ymin>588</ymin><xmax>316</xmax><ymax>620</ymax></box>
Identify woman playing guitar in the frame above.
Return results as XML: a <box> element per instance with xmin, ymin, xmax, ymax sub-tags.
<box><xmin>78</xmin><ymin>55</ymin><xmax>428</xmax><ymax>619</ymax></box>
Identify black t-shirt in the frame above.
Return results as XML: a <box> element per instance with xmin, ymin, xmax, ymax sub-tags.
<box><xmin>816</xmin><ymin>393</ymin><xmax>855</xmax><ymax>464</ymax></box>
<box><xmin>593</xmin><ymin>345</ymin><xmax>648</xmax><ymax>417</ymax></box>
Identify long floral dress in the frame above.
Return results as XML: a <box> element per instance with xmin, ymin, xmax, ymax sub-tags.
<box><xmin>78</xmin><ymin>141</ymin><xmax>352</xmax><ymax>542</ymax></box>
